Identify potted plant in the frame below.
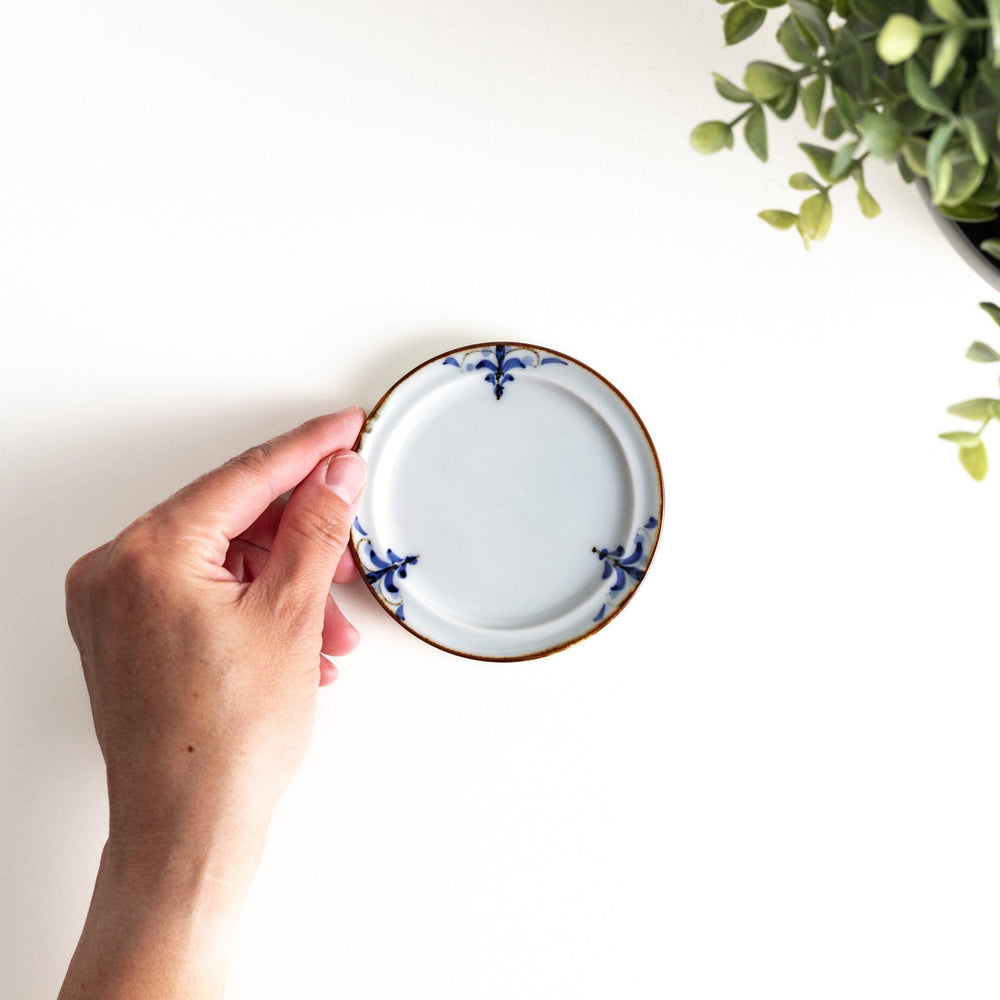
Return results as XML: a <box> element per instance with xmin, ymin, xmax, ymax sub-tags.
<box><xmin>690</xmin><ymin>0</ymin><xmax>1000</xmax><ymax>477</ymax></box>
<box><xmin>690</xmin><ymin>0</ymin><xmax>1000</xmax><ymax>269</ymax></box>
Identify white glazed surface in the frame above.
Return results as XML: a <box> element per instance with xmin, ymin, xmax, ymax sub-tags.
<box><xmin>353</xmin><ymin>345</ymin><xmax>663</xmax><ymax>659</ymax></box>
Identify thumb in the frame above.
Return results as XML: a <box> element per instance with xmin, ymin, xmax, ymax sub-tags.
<box><xmin>258</xmin><ymin>450</ymin><xmax>367</xmax><ymax>612</ymax></box>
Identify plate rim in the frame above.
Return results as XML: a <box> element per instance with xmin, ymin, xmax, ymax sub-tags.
<box><xmin>350</xmin><ymin>340</ymin><xmax>664</xmax><ymax>661</ymax></box>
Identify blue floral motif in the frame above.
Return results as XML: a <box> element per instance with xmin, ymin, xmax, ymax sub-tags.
<box><xmin>592</xmin><ymin>517</ymin><xmax>658</xmax><ymax>623</ymax></box>
<box><xmin>442</xmin><ymin>345</ymin><xmax>568</xmax><ymax>400</ymax></box>
<box><xmin>353</xmin><ymin>517</ymin><xmax>419</xmax><ymax>621</ymax></box>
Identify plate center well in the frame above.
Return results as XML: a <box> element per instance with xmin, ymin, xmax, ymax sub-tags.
<box><xmin>378</xmin><ymin>377</ymin><xmax>632</xmax><ymax>629</ymax></box>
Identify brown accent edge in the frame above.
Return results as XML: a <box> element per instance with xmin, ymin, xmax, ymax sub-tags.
<box><xmin>348</xmin><ymin>341</ymin><xmax>665</xmax><ymax>662</ymax></box>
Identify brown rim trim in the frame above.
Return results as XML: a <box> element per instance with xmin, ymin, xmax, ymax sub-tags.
<box><xmin>349</xmin><ymin>342</ymin><xmax>665</xmax><ymax>662</ymax></box>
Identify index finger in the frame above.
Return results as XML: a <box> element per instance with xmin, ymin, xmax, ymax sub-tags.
<box><xmin>160</xmin><ymin>407</ymin><xmax>366</xmax><ymax>558</ymax></box>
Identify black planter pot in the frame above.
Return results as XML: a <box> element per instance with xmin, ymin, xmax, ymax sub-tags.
<box><xmin>920</xmin><ymin>181</ymin><xmax>1000</xmax><ymax>294</ymax></box>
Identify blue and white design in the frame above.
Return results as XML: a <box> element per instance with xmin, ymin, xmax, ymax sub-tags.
<box><xmin>352</xmin><ymin>340</ymin><xmax>662</xmax><ymax>659</ymax></box>
<box><xmin>442</xmin><ymin>344</ymin><xmax>568</xmax><ymax>400</ymax></box>
<box><xmin>353</xmin><ymin>518</ymin><xmax>419</xmax><ymax>621</ymax></box>
<box><xmin>592</xmin><ymin>517</ymin><xmax>659</xmax><ymax>622</ymax></box>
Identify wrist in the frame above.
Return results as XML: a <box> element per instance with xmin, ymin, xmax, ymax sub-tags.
<box><xmin>59</xmin><ymin>836</ymin><xmax>265</xmax><ymax>1000</ymax></box>
<box><xmin>104</xmin><ymin>815</ymin><xmax>269</xmax><ymax>906</ymax></box>
<box><xmin>106</xmin><ymin>771</ymin><xmax>275</xmax><ymax>888</ymax></box>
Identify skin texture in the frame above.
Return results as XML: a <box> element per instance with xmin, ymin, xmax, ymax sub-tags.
<box><xmin>59</xmin><ymin>407</ymin><xmax>367</xmax><ymax>999</ymax></box>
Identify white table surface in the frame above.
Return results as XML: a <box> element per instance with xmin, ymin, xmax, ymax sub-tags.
<box><xmin>3</xmin><ymin>3</ymin><xmax>999</xmax><ymax>997</ymax></box>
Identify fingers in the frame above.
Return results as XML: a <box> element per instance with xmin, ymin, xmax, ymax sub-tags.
<box><xmin>321</xmin><ymin>592</ymin><xmax>359</xmax><ymax>657</ymax></box>
<box><xmin>163</xmin><ymin>408</ymin><xmax>366</xmax><ymax>563</ymax></box>
<box><xmin>318</xmin><ymin>593</ymin><xmax>359</xmax><ymax>686</ymax></box>
<box><xmin>234</xmin><ymin>499</ymin><xmax>360</xmax><ymax>583</ymax></box>
<box><xmin>319</xmin><ymin>656</ymin><xmax>339</xmax><ymax>687</ymax></box>
<box><xmin>236</xmin><ymin>495</ymin><xmax>288</xmax><ymax>552</ymax></box>
<box><xmin>334</xmin><ymin>547</ymin><xmax>360</xmax><ymax>584</ymax></box>
<box><xmin>256</xmin><ymin>449</ymin><xmax>367</xmax><ymax>619</ymax></box>
<box><xmin>222</xmin><ymin>538</ymin><xmax>270</xmax><ymax>584</ymax></box>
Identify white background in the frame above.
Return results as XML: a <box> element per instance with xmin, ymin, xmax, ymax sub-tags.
<box><xmin>2</xmin><ymin>2</ymin><xmax>999</xmax><ymax>998</ymax></box>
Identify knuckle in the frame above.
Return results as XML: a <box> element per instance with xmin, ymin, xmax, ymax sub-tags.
<box><xmin>64</xmin><ymin>550</ymin><xmax>96</xmax><ymax>603</ymax></box>
<box><xmin>292</xmin><ymin>501</ymin><xmax>351</xmax><ymax>555</ymax></box>
<box><xmin>104</xmin><ymin>521</ymin><xmax>159</xmax><ymax>585</ymax></box>
<box><xmin>297</xmin><ymin>414</ymin><xmax>331</xmax><ymax>436</ymax></box>
<box><xmin>226</xmin><ymin>440</ymin><xmax>279</xmax><ymax>479</ymax></box>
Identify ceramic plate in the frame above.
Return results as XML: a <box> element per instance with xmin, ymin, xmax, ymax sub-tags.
<box><xmin>351</xmin><ymin>343</ymin><xmax>663</xmax><ymax>660</ymax></box>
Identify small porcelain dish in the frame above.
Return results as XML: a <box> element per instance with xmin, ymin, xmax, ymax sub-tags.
<box><xmin>351</xmin><ymin>343</ymin><xmax>663</xmax><ymax>660</ymax></box>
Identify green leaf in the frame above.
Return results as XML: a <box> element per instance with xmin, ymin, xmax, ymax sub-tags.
<box><xmin>758</xmin><ymin>209</ymin><xmax>799</xmax><ymax>230</ymax></box>
<box><xmin>929</xmin><ymin>0</ymin><xmax>965</xmax><ymax>23</ymax></box>
<box><xmin>947</xmin><ymin>398</ymin><xmax>1000</xmax><ymax>420</ymax></box>
<box><xmin>858</xmin><ymin>111</ymin><xmax>906</xmax><ymax>160</ymax></box>
<box><xmin>789</xmin><ymin>171</ymin><xmax>823</xmax><ymax>189</ymax></box>
<box><xmin>725</xmin><ymin>1</ymin><xmax>768</xmax><ymax>44</ymax></box>
<box><xmin>939</xmin><ymin>430</ymin><xmax>982</xmax><ymax>444</ymax></box>
<box><xmin>745</xmin><ymin>61</ymin><xmax>795</xmax><ymax>101</ymax></box>
<box><xmin>776</xmin><ymin>14</ymin><xmax>816</xmax><ymax>63</ymax></box>
<box><xmin>857</xmin><ymin>184</ymin><xmax>882</xmax><ymax>217</ymax></box>
<box><xmin>967</xmin><ymin>340</ymin><xmax>1000</xmax><ymax>361</ymax></box>
<box><xmin>978</xmin><ymin>302</ymin><xmax>1000</xmax><ymax>326</ymax></box>
<box><xmin>831</xmin><ymin>25</ymin><xmax>871</xmax><ymax>98</ymax></box>
<box><xmin>973</xmin><ymin>166</ymin><xmax>1000</xmax><ymax>205</ymax></box>
<box><xmin>744</xmin><ymin>105</ymin><xmax>768</xmax><ymax>161</ymax></box>
<box><xmin>822</xmin><ymin>106</ymin><xmax>845</xmax><ymax>140</ymax></box>
<box><xmin>978</xmin><ymin>57</ymin><xmax>1000</xmax><ymax>104</ymax></box>
<box><xmin>852</xmin><ymin>164</ymin><xmax>882</xmax><ymax>218</ymax></box>
<box><xmin>960</xmin><ymin>117</ymin><xmax>990</xmax><ymax>167</ymax></box>
<box><xmin>902</xmin><ymin>136</ymin><xmax>929</xmax><ymax>176</ymax></box>
<box><xmin>980</xmin><ymin>239</ymin><xmax>1000</xmax><ymax>261</ymax></box>
<box><xmin>801</xmin><ymin>75</ymin><xmax>825</xmax><ymax>129</ymax></box>
<box><xmin>713</xmin><ymin>73</ymin><xmax>755</xmax><ymax>103</ymax></box>
<box><xmin>690</xmin><ymin>121</ymin><xmax>735</xmax><ymax>154</ymax></box>
<box><xmin>799</xmin><ymin>142</ymin><xmax>837</xmax><ymax>181</ymax></box>
<box><xmin>959</xmin><ymin>440</ymin><xmax>989</xmax><ymax>480</ymax></box>
<box><xmin>852</xmin><ymin>0</ymin><xmax>905</xmax><ymax>27</ymax></box>
<box><xmin>832</xmin><ymin>85</ymin><xmax>860</xmax><ymax>124</ymax></box>
<box><xmin>765</xmin><ymin>83</ymin><xmax>799</xmax><ymax>119</ymax></box>
<box><xmin>926</xmin><ymin>120</ymin><xmax>958</xmax><ymax>201</ymax></box>
<box><xmin>830</xmin><ymin>140</ymin><xmax>859</xmax><ymax>181</ymax></box>
<box><xmin>939</xmin><ymin>202</ymin><xmax>998</xmax><ymax>221</ymax></box>
<box><xmin>877</xmin><ymin>14</ymin><xmax>924</xmax><ymax>65</ymax></box>
<box><xmin>799</xmin><ymin>190</ymin><xmax>833</xmax><ymax>239</ymax></box>
<box><xmin>932</xmin><ymin>27</ymin><xmax>967</xmax><ymax>87</ymax></box>
<box><xmin>987</xmin><ymin>0</ymin><xmax>1000</xmax><ymax>68</ymax></box>
<box><xmin>904</xmin><ymin>59</ymin><xmax>954</xmax><ymax>117</ymax></box>
<box><xmin>894</xmin><ymin>98</ymin><xmax>933</xmax><ymax>133</ymax></box>
<box><xmin>934</xmin><ymin>155</ymin><xmax>955</xmax><ymax>205</ymax></box>
<box><xmin>939</xmin><ymin>147</ymin><xmax>987</xmax><ymax>207</ymax></box>
<box><xmin>795</xmin><ymin>214</ymin><xmax>812</xmax><ymax>249</ymax></box>
<box><xmin>749</xmin><ymin>0</ymin><xmax>786</xmax><ymax>7</ymax></box>
<box><xmin>788</xmin><ymin>0</ymin><xmax>832</xmax><ymax>51</ymax></box>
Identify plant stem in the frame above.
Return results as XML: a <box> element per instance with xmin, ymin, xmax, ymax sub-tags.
<box><xmin>728</xmin><ymin>106</ymin><xmax>753</xmax><ymax>128</ymax></box>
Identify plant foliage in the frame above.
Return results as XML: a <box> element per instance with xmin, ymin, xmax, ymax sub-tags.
<box><xmin>940</xmin><ymin>301</ymin><xmax>1000</xmax><ymax>480</ymax></box>
<box><xmin>692</xmin><ymin>0</ymin><xmax>1000</xmax><ymax>253</ymax></box>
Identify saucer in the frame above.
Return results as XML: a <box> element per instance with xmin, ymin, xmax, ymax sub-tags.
<box><xmin>350</xmin><ymin>343</ymin><xmax>663</xmax><ymax>660</ymax></box>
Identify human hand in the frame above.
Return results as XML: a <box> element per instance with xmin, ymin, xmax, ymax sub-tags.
<box><xmin>60</xmin><ymin>407</ymin><xmax>367</xmax><ymax>999</ymax></box>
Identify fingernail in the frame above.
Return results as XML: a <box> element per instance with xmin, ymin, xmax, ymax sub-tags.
<box><xmin>325</xmin><ymin>451</ymin><xmax>366</xmax><ymax>505</ymax></box>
